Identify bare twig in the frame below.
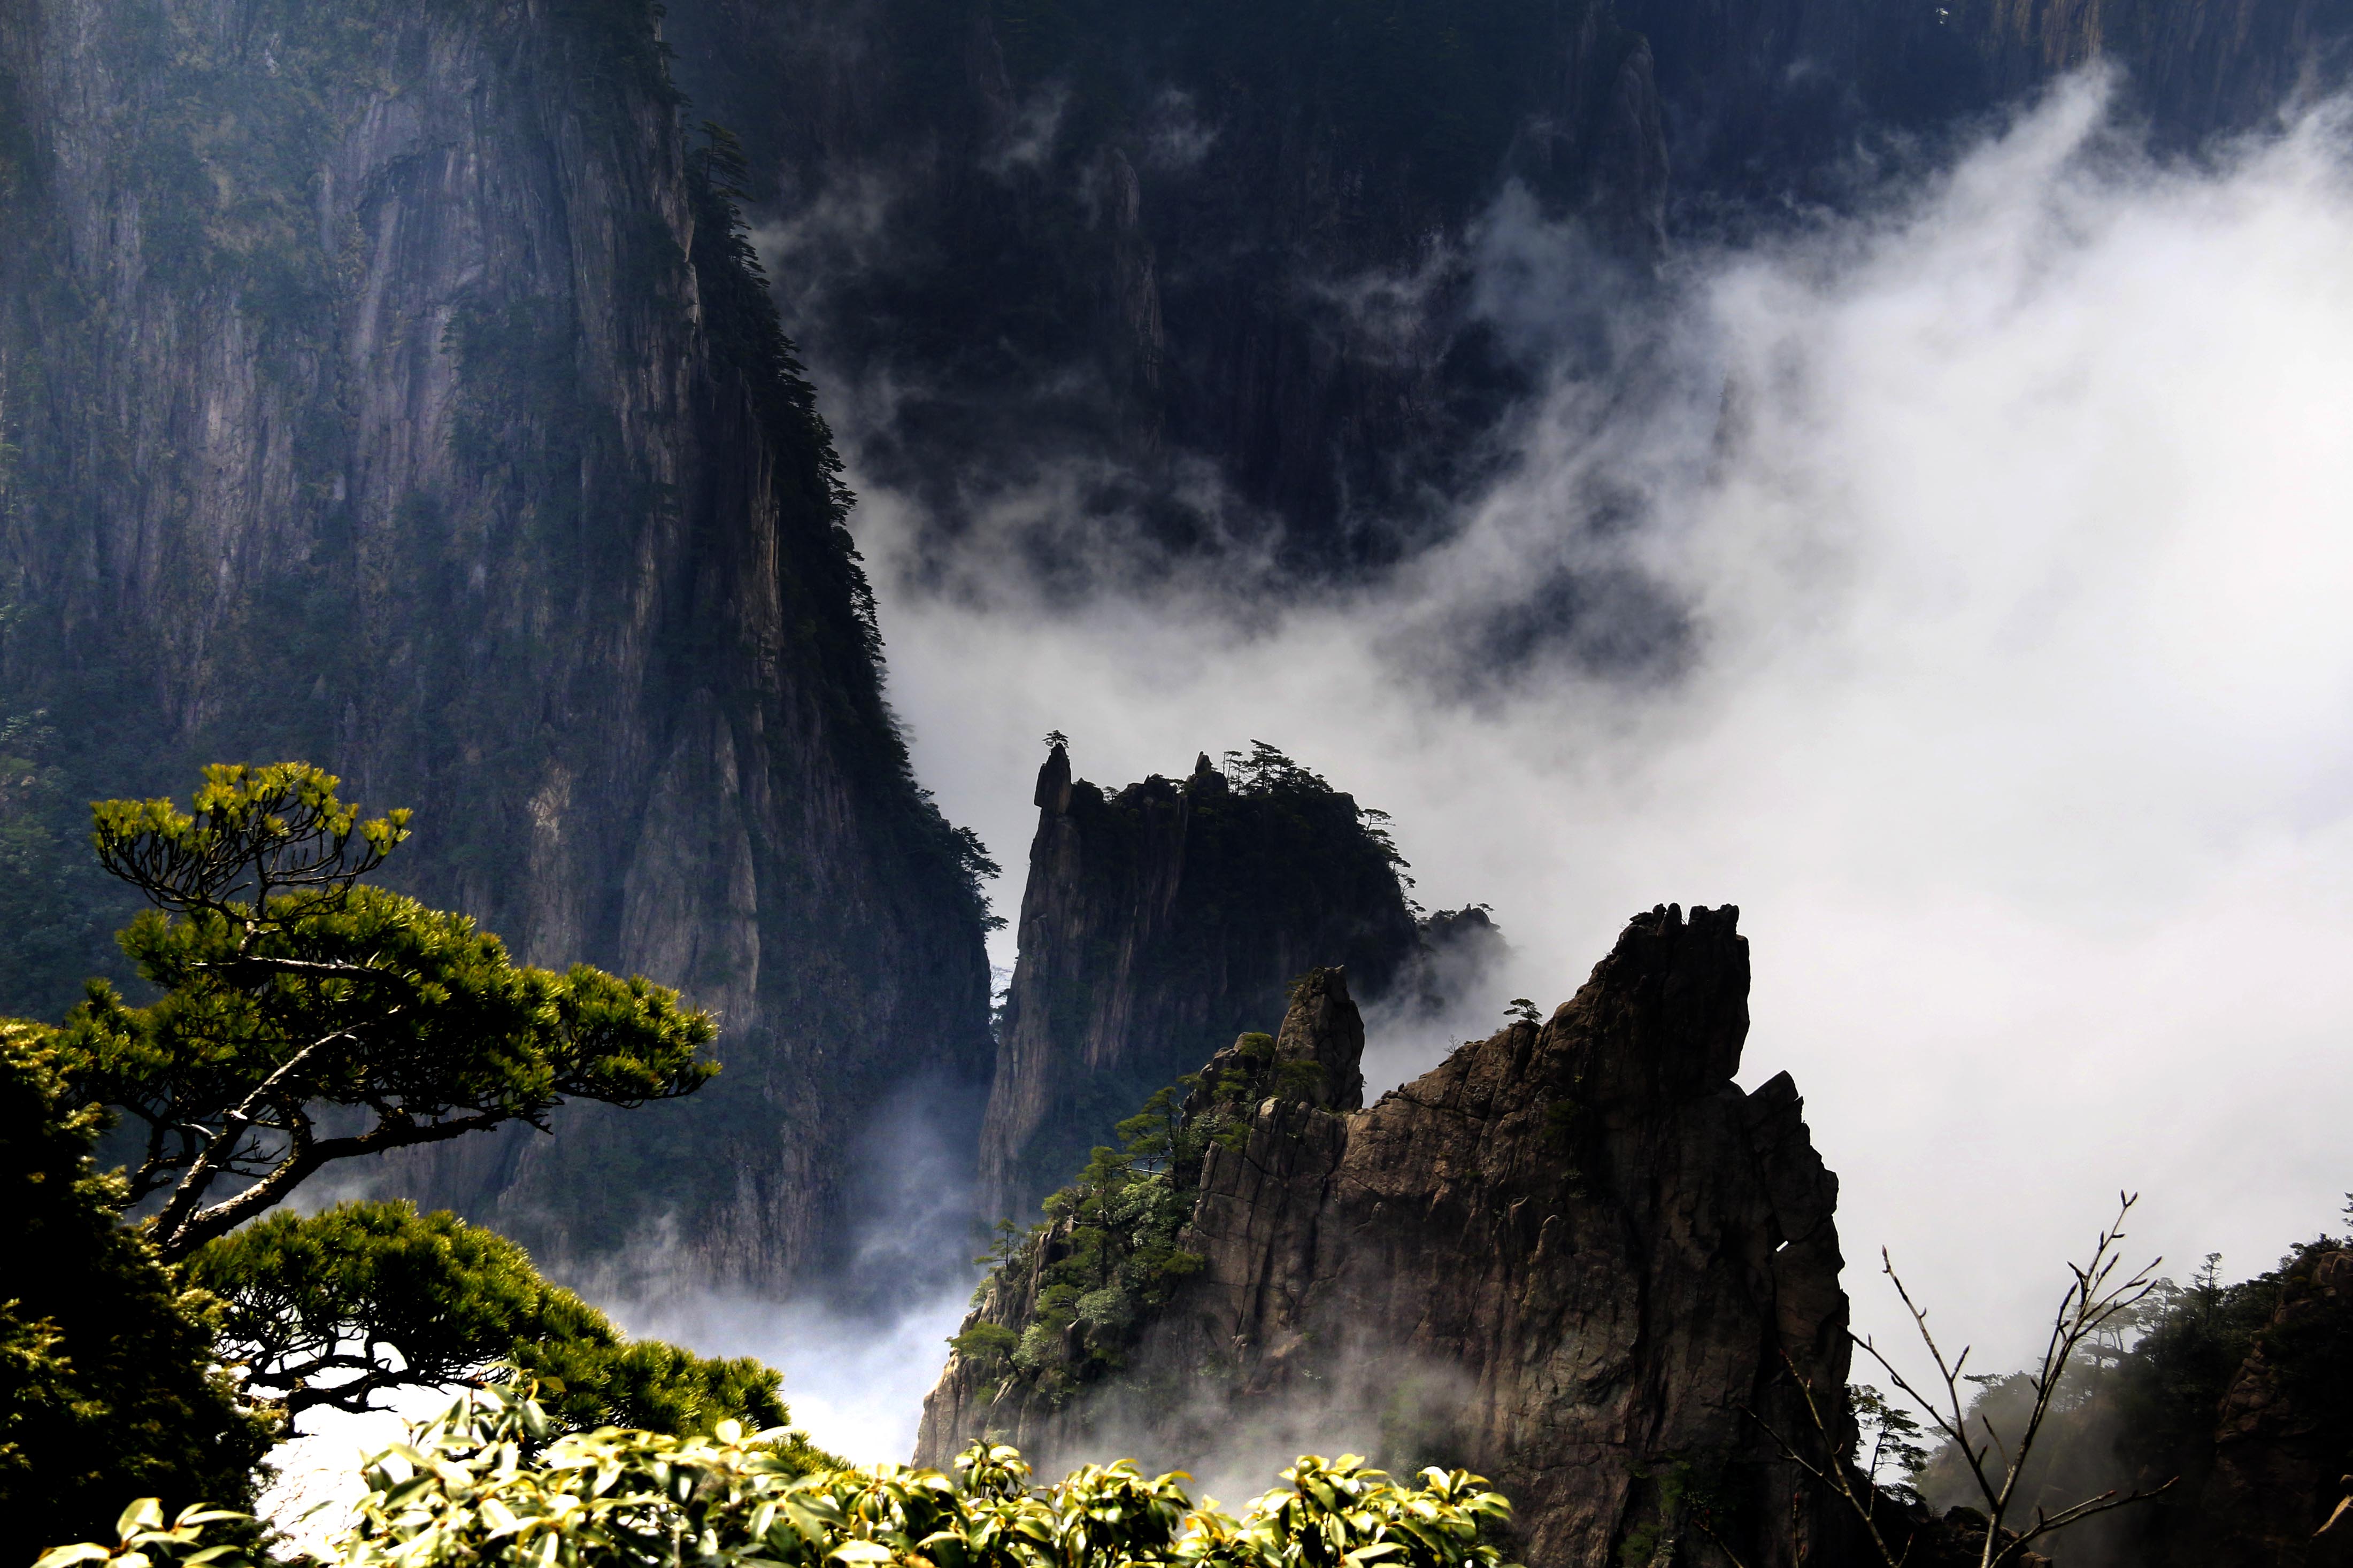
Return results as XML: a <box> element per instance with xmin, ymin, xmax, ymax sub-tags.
<box><xmin>1852</xmin><ymin>1194</ymin><xmax>2171</xmax><ymax>1568</ymax></box>
<box><xmin>1745</xmin><ymin>1352</ymin><xmax>1912</xmax><ymax>1568</ymax></box>
<box><xmin>1742</xmin><ymin>1194</ymin><xmax>2173</xmax><ymax>1568</ymax></box>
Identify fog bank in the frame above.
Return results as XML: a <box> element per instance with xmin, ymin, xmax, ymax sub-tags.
<box><xmin>857</xmin><ymin>71</ymin><xmax>2353</xmax><ymax>1388</ymax></box>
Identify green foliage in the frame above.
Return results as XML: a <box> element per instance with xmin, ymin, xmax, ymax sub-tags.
<box><xmin>184</xmin><ymin>1200</ymin><xmax>793</xmax><ymax>1438</ymax></box>
<box><xmin>0</xmin><ymin>1021</ymin><xmax>273</xmax><ymax>1552</ymax></box>
<box><xmin>35</xmin><ymin>1386</ymin><xmax>1518</xmax><ymax>1568</ymax></box>
<box><xmin>30</xmin><ymin>1499</ymin><xmax>253</xmax><ymax>1568</ymax></box>
<box><xmin>1848</xmin><ymin>1386</ymin><xmax>1926</xmax><ymax>1504</ymax></box>
<box><xmin>949</xmin><ymin>1322</ymin><xmax>1023</xmax><ymax>1369</ymax></box>
<box><xmin>1005</xmin><ymin>1105</ymin><xmax>1206</xmax><ymax>1392</ymax></box>
<box><xmin>53</xmin><ymin>763</ymin><xmax>718</xmax><ymax>1262</ymax></box>
<box><xmin>957</xmin><ymin>1029</ymin><xmax>1351</xmax><ymax>1399</ymax></box>
<box><xmin>1228</xmin><ymin>1032</ymin><xmax>1277</xmax><ymax>1063</ymax></box>
<box><xmin>90</xmin><ymin>759</ymin><xmax>412</xmax><ymax>906</ymax></box>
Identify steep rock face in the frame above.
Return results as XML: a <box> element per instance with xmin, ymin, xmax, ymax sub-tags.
<box><xmin>1624</xmin><ymin>0</ymin><xmax>2352</xmax><ymax>208</ymax></box>
<box><xmin>2194</xmin><ymin>1243</ymin><xmax>2353</xmax><ymax>1567</ymax></box>
<box><xmin>928</xmin><ymin>905</ymin><xmax>1860</xmax><ymax>1568</ymax></box>
<box><xmin>662</xmin><ymin>0</ymin><xmax>1670</xmax><ymax>571</ymax></box>
<box><xmin>979</xmin><ymin>743</ymin><xmax>1424</xmax><ymax>1222</ymax></box>
<box><xmin>0</xmin><ymin>0</ymin><xmax>993</xmax><ymax>1296</ymax></box>
<box><xmin>1946</xmin><ymin>0</ymin><xmax>2349</xmax><ymax>145</ymax></box>
<box><xmin>657</xmin><ymin>0</ymin><xmax>2349</xmax><ymax>585</ymax></box>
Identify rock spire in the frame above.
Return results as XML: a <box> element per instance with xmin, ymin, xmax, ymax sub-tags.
<box><xmin>926</xmin><ymin>905</ymin><xmax>1860</xmax><ymax>1568</ymax></box>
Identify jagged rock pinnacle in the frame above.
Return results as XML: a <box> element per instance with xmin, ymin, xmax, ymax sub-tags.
<box><xmin>1035</xmin><ymin>742</ymin><xmax>1074</xmax><ymax>814</ymax></box>
<box><xmin>1273</xmin><ymin>965</ymin><xmax>1365</xmax><ymax>1111</ymax></box>
<box><xmin>925</xmin><ymin>904</ymin><xmax>1859</xmax><ymax>1568</ymax></box>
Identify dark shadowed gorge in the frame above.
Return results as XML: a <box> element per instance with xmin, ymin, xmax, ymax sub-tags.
<box><xmin>663</xmin><ymin>0</ymin><xmax>1672</xmax><ymax>575</ymax></box>
<box><xmin>657</xmin><ymin>0</ymin><xmax>2353</xmax><ymax>585</ymax></box>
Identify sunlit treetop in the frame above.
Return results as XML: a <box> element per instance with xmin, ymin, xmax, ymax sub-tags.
<box><xmin>49</xmin><ymin>763</ymin><xmax>718</xmax><ymax>1264</ymax></box>
<box><xmin>91</xmin><ymin>762</ymin><xmax>414</xmax><ymax>920</ymax></box>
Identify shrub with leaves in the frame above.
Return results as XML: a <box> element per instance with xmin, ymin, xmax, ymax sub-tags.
<box><xmin>960</xmin><ymin>1002</ymin><xmax>1383</xmax><ymax>1399</ymax></box>
<box><xmin>32</xmin><ymin>1499</ymin><xmax>252</xmax><ymax>1568</ymax></box>
<box><xmin>35</xmin><ymin>1385</ymin><xmax>1518</xmax><ymax>1568</ymax></box>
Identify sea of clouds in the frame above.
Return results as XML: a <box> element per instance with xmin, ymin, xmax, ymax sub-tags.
<box><xmin>270</xmin><ymin>67</ymin><xmax>2353</xmax><ymax>1497</ymax></box>
<box><xmin>820</xmin><ymin>68</ymin><xmax>2353</xmax><ymax>1449</ymax></box>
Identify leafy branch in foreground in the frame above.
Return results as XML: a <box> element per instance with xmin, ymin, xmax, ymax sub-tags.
<box><xmin>186</xmin><ymin>1200</ymin><xmax>804</xmax><ymax>1439</ymax></box>
<box><xmin>35</xmin><ymin>1385</ymin><xmax>1521</xmax><ymax>1568</ymax></box>
<box><xmin>30</xmin><ymin>1499</ymin><xmax>250</xmax><ymax>1568</ymax></box>
<box><xmin>0</xmin><ymin>1022</ymin><xmax>272</xmax><ymax>1552</ymax></box>
<box><xmin>1751</xmin><ymin>1193</ymin><xmax>2173</xmax><ymax>1568</ymax></box>
<box><xmin>52</xmin><ymin>762</ymin><xmax>718</xmax><ymax>1263</ymax></box>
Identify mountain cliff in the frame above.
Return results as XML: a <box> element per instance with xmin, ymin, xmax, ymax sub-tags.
<box><xmin>660</xmin><ymin>0</ymin><xmax>2350</xmax><ymax>580</ymax></box>
<box><xmin>662</xmin><ymin>0</ymin><xmax>1670</xmax><ymax>574</ymax></box>
<box><xmin>979</xmin><ymin>742</ymin><xmax>1432</xmax><ymax>1223</ymax></box>
<box><xmin>0</xmin><ymin>0</ymin><xmax>993</xmax><ymax>1298</ymax></box>
<box><xmin>2198</xmin><ymin>1243</ymin><xmax>2353</xmax><ymax>1567</ymax></box>
<box><xmin>926</xmin><ymin>905</ymin><xmax>1863</xmax><ymax>1568</ymax></box>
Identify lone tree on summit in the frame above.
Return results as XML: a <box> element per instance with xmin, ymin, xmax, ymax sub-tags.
<box><xmin>51</xmin><ymin>763</ymin><xmax>718</xmax><ymax>1263</ymax></box>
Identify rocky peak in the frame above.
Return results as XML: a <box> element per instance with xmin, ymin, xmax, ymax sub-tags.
<box><xmin>1271</xmin><ymin>966</ymin><xmax>1365</xmax><ymax>1113</ymax></box>
<box><xmin>1182</xmin><ymin>967</ymin><xmax>1366</xmax><ymax>1125</ymax></box>
<box><xmin>1035</xmin><ymin>741</ymin><xmax>1075</xmax><ymax>814</ymax></box>
<box><xmin>925</xmin><ymin>903</ymin><xmax>1864</xmax><ymax>1567</ymax></box>
<box><xmin>976</xmin><ymin>744</ymin><xmax>1427</xmax><ymax>1222</ymax></box>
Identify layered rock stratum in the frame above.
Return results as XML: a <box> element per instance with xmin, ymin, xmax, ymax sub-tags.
<box><xmin>927</xmin><ymin>903</ymin><xmax>1860</xmax><ymax>1568</ymax></box>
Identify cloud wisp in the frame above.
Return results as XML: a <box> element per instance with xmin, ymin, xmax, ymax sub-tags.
<box><xmin>858</xmin><ymin>69</ymin><xmax>2353</xmax><ymax>1386</ymax></box>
